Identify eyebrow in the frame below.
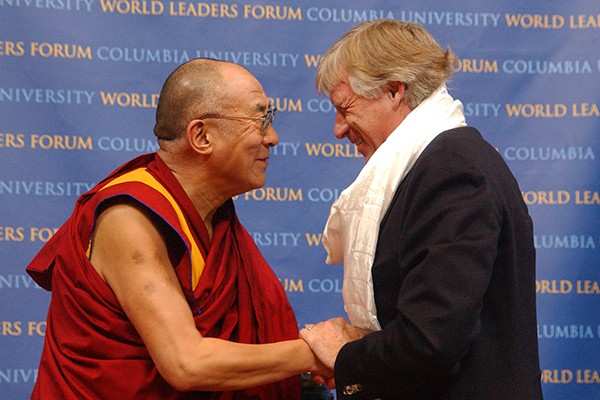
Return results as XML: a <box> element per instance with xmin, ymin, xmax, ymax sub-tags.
<box><xmin>250</xmin><ymin>101</ymin><xmax>266</xmax><ymax>113</ymax></box>
<box><xmin>331</xmin><ymin>100</ymin><xmax>348</xmax><ymax>111</ymax></box>
<box><xmin>330</xmin><ymin>93</ymin><xmax>346</xmax><ymax>109</ymax></box>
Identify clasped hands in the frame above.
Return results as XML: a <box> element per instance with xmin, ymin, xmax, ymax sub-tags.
<box><xmin>300</xmin><ymin>317</ymin><xmax>370</xmax><ymax>388</ymax></box>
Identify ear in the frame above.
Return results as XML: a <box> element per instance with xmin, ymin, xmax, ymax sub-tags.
<box><xmin>388</xmin><ymin>82</ymin><xmax>406</xmax><ymax>109</ymax></box>
<box><xmin>186</xmin><ymin>119</ymin><xmax>213</xmax><ymax>155</ymax></box>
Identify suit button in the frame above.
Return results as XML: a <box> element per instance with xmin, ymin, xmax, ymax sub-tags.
<box><xmin>342</xmin><ymin>383</ymin><xmax>363</xmax><ymax>395</ymax></box>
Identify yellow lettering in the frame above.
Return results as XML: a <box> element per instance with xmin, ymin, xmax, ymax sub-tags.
<box><xmin>240</xmin><ymin>187</ymin><xmax>303</xmax><ymax>201</ymax></box>
<box><xmin>304</xmin><ymin>54</ymin><xmax>322</xmax><ymax>68</ymax></box>
<box><xmin>572</xmin><ymin>103</ymin><xmax>600</xmax><ymax>117</ymax></box>
<box><xmin>30</xmin><ymin>42</ymin><xmax>92</xmax><ymax>59</ymax></box>
<box><xmin>168</xmin><ymin>2</ymin><xmax>238</xmax><ymax>17</ymax></box>
<box><xmin>506</xmin><ymin>103</ymin><xmax>567</xmax><ymax>118</ymax></box>
<box><xmin>576</xmin><ymin>369</ymin><xmax>600</xmax><ymax>383</ymax></box>
<box><xmin>576</xmin><ymin>280</ymin><xmax>600</xmax><ymax>294</ymax></box>
<box><xmin>27</xmin><ymin>321</ymin><xmax>46</xmax><ymax>336</ymax></box>
<box><xmin>0</xmin><ymin>226</ymin><xmax>25</xmax><ymax>241</ymax></box>
<box><xmin>243</xmin><ymin>4</ymin><xmax>301</xmax><ymax>20</ymax></box>
<box><xmin>29</xmin><ymin>227</ymin><xmax>59</xmax><ymax>242</ymax></box>
<box><xmin>569</xmin><ymin>14</ymin><xmax>600</xmax><ymax>29</ymax></box>
<box><xmin>305</xmin><ymin>233</ymin><xmax>323</xmax><ymax>246</ymax></box>
<box><xmin>536</xmin><ymin>279</ymin><xmax>572</xmax><ymax>294</ymax></box>
<box><xmin>30</xmin><ymin>134</ymin><xmax>93</xmax><ymax>150</ymax></box>
<box><xmin>505</xmin><ymin>14</ymin><xmax>564</xmax><ymax>29</ymax></box>
<box><xmin>100</xmin><ymin>92</ymin><xmax>159</xmax><ymax>108</ymax></box>
<box><xmin>1</xmin><ymin>321</ymin><xmax>23</xmax><ymax>336</ymax></box>
<box><xmin>0</xmin><ymin>40</ymin><xmax>26</xmax><ymax>56</ymax></box>
<box><xmin>541</xmin><ymin>369</ymin><xmax>573</xmax><ymax>384</ymax></box>
<box><xmin>574</xmin><ymin>190</ymin><xmax>600</xmax><ymax>205</ymax></box>
<box><xmin>304</xmin><ymin>142</ymin><xmax>361</xmax><ymax>158</ymax></box>
<box><xmin>271</xmin><ymin>98</ymin><xmax>302</xmax><ymax>112</ymax></box>
<box><xmin>0</xmin><ymin>133</ymin><xmax>26</xmax><ymax>148</ymax></box>
<box><xmin>522</xmin><ymin>191</ymin><xmax>570</xmax><ymax>205</ymax></box>
<box><xmin>453</xmin><ymin>59</ymin><xmax>498</xmax><ymax>73</ymax></box>
<box><xmin>99</xmin><ymin>0</ymin><xmax>163</xmax><ymax>14</ymax></box>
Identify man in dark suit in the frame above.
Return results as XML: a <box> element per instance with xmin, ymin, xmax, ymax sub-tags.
<box><xmin>300</xmin><ymin>20</ymin><xmax>543</xmax><ymax>400</ymax></box>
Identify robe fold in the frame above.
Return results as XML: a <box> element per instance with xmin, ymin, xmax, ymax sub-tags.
<box><xmin>26</xmin><ymin>153</ymin><xmax>301</xmax><ymax>400</ymax></box>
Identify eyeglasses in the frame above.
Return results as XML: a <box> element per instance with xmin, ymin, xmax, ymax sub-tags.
<box><xmin>198</xmin><ymin>102</ymin><xmax>276</xmax><ymax>132</ymax></box>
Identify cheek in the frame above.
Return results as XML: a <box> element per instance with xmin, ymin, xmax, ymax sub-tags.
<box><xmin>363</xmin><ymin>114</ymin><xmax>390</xmax><ymax>143</ymax></box>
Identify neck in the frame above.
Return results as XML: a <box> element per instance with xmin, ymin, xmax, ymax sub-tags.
<box><xmin>180</xmin><ymin>173</ymin><xmax>229</xmax><ymax>242</ymax></box>
<box><xmin>158</xmin><ymin>148</ymin><xmax>226</xmax><ymax>240</ymax></box>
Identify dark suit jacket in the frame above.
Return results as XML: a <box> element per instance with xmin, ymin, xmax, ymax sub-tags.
<box><xmin>334</xmin><ymin>127</ymin><xmax>543</xmax><ymax>400</ymax></box>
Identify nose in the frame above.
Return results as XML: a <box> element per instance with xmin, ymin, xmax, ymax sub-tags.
<box><xmin>262</xmin><ymin>124</ymin><xmax>279</xmax><ymax>147</ymax></box>
<box><xmin>333</xmin><ymin>112</ymin><xmax>349</xmax><ymax>140</ymax></box>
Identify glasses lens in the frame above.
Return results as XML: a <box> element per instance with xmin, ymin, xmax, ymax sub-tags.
<box><xmin>261</xmin><ymin>105</ymin><xmax>276</xmax><ymax>131</ymax></box>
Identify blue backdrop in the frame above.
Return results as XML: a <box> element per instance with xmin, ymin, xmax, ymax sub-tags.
<box><xmin>1</xmin><ymin>1</ymin><xmax>599</xmax><ymax>399</ymax></box>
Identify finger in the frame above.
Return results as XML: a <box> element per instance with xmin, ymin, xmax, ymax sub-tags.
<box><xmin>311</xmin><ymin>374</ymin><xmax>326</xmax><ymax>385</ymax></box>
<box><xmin>299</xmin><ymin>328</ymin><xmax>313</xmax><ymax>342</ymax></box>
<box><xmin>326</xmin><ymin>377</ymin><xmax>336</xmax><ymax>389</ymax></box>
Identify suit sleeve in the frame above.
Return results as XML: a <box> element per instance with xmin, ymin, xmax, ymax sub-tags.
<box><xmin>334</xmin><ymin>146</ymin><xmax>502</xmax><ymax>399</ymax></box>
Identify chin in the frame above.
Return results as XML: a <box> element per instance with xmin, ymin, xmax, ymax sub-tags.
<box><xmin>249</xmin><ymin>178</ymin><xmax>267</xmax><ymax>191</ymax></box>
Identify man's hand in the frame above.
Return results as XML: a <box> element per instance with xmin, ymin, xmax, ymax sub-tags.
<box><xmin>299</xmin><ymin>317</ymin><xmax>369</xmax><ymax>370</ymax></box>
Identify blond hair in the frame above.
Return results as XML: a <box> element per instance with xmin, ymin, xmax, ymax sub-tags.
<box><xmin>316</xmin><ymin>19</ymin><xmax>457</xmax><ymax>108</ymax></box>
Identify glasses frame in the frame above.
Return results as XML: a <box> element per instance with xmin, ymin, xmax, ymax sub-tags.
<box><xmin>197</xmin><ymin>102</ymin><xmax>276</xmax><ymax>132</ymax></box>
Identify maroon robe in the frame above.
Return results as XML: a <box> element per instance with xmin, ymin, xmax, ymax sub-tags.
<box><xmin>26</xmin><ymin>153</ymin><xmax>301</xmax><ymax>400</ymax></box>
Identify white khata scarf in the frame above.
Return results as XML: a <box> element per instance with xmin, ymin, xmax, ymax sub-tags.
<box><xmin>322</xmin><ymin>85</ymin><xmax>467</xmax><ymax>331</ymax></box>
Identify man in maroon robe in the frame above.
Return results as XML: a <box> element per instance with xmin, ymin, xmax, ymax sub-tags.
<box><xmin>26</xmin><ymin>58</ymin><xmax>329</xmax><ymax>399</ymax></box>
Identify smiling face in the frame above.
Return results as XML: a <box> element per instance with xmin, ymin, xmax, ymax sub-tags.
<box><xmin>329</xmin><ymin>81</ymin><xmax>407</xmax><ymax>162</ymax></box>
<box><xmin>207</xmin><ymin>65</ymin><xmax>278</xmax><ymax>195</ymax></box>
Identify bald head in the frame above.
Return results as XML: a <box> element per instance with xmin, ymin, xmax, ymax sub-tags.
<box><xmin>153</xmin><ymin>58</ymin><xmax>237</xmax><ymax>142</ymax></box>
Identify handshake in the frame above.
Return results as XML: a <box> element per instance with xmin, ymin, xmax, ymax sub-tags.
<box><xmin>298</xmin><ymin>317</ymin><xmax>371</xmax><ymax>390</ymax></box>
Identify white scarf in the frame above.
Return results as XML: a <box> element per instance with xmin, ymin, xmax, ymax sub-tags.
<box><xmin>322</xmin><ymin>86</ymin><xmax>467</xmax><ymax>331</ymax></box>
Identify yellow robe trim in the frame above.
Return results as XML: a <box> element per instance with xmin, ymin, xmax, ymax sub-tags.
<box><xmin>98</xmin><ymin>167</ymin><xmax>205</xmax><ymax>289</ymax></box>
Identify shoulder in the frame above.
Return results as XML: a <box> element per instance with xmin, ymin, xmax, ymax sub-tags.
<box><xmin>415</xmin><ymin>126</ymin><xmax>509</xmax><ymax>179</ymax></box>
<box><xmin>92</xmin><ymin>177</ymin><xmax>183</xmax><ymax>231</ymax></box>
<box><xmin>393</xmin><ymin>126</ymin><xmax>507</xmax><ymax>218</ymax></box>
<box><xmin>409</xmin><ymin>127</ymin><xmax>488</xmax><ymax>179</ymax></box>
<box><xmin>424</xmin><ymin>127</ymin><xmax>495</xmax><ymax>158</ymax></box>
<box><xmin>90</xmin><ymin>196</ymin><xmax>186</xmax><ymax>283</ymax></box>
<box><xmin>93</xmin><ymin>196</ymin><xmax>177</xmax><ymax>253</ymax></box>
<box><xmin>90</xmin><ymin>183</ymin><xmax>186</xmax><ymax>259</ymax></box>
